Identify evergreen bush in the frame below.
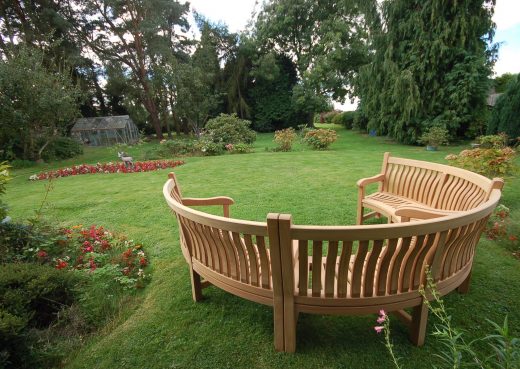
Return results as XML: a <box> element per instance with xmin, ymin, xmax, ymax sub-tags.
<box><xmin>205</xmin><ymin>114</ymin><xmax>256</xmax><ymax>146</ymax></box>
<box><xmin>488</xmin><ymin>75</ymin><xmax>520</xmax><ymax>139</ymax></box>
<box><xmin>0</xmin><ymin>263</ymin><xmax>81</xmax><ymax>369</ymax></box>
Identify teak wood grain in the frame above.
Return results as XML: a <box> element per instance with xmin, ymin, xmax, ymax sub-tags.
<box><xmin>163</xmin><ymin>154</ymin><xmax>503</xmax><ymax>352</ymax></box>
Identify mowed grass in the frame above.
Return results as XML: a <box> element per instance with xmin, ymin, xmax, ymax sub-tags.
<box><xmin>5</xmin><ymin>125</ymin><xmax>520</xmax><ymax>369</ymax></box>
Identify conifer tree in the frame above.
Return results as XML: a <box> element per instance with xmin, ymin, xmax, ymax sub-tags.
<box><xmin>357</xmin><ymin>0</ymin><xmax>496</xmax><ymax>143</ymax></box>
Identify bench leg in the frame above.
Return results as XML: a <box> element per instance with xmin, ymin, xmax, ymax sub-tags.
<box><xmin>190</xmin><ymin>268</ymin><xmax>203</xmax><ymax>302</ymax></box>
<box><xmin>284</xmin><ymin>308</ymin><xmax>298</xmax><ymax>353</ymax></box>
<box><xmin>273</xmin><ymin>298</ymin><xmax>284</xmax><ymax>352</ymax></box>
<box><xmin>357</xmin><ymin>204</ymin><xmax>364</xmax><ymax>225</ymax></box>
<box><xmin>457</xmin><ymin>271</ymin><xmax>472</xmax><ymax>294</ymax></box>
<box><xmin>410</xmin><ymin>301</ymin><xmax>428</xmax><ymax>346</ymax></box>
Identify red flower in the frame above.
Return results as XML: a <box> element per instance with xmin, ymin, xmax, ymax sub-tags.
<box><xmin>122</xmin><ymin>248</ymin><xmax>133</xmax><ymax>259</ymax></box>
<box><xmin>101</xmin><ymin>240</ymin><xmax>110</xmax><ymax>250</ymax></box>
<box><xmin>139</xmin><ymin>258</ymin><xmax>147</xmax><ymax>266</ymax></box>
<box><xmin>55</xmin><ymin>259</ymin><xmax>68</xmax><ymax>270</ymax></box>
<box><xmin>122</xmin><ymin>267</ymin><xmax>130</xmax><ymax>276</ymax></box>
<box><xmin>37</xmin><ymin>250</ymin><xmax>47</xmax><ymax>258</ymax></box>
<box><xmin>89</xmin><ymin>258</ymin><xmax>97</xmax><ymax>271</ymax></box>
<box><xmin>510</xmin><ymin>235</ymin><xmax>518</xmax><ymax>242</ymax></box>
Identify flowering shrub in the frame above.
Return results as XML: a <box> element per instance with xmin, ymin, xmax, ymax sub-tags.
<box><xmin>445</xmin><ymin>134</ymin><xmax>516</xmax><ymax>178</ymax></box>
<box><xmin>226</xmin><ymin>143</ymin><xmax>253</xmax><ymax>154</ymax></box>
<box><xmin>484</xmin><ymin>204</ymin><xmax>519</xmax><ymax>257</ymax></box>
<box><xmin>304</xmin><ymin>128</ymin><xmax>338</xmax><ymax>150</ymax></box>
<box><xmin>196</xmin><ymin>137</ymin><xmax>224</xmax><ymax>156</ymax></box>
<box><xmin>32</xmin><ymin>225</ymin><xmax>149</xmax><ymax>289</ymax></box>
<box><xmin>274</xmin><ymin>127</ymin><xmax>297</xmax><ymax>151</ymax></box>
<box><xmin>29</xmin><ymin>159</ymin><xmax>184</xmax><ymax>180</ymax></box>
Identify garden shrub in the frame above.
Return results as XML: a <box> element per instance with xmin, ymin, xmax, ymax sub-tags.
<box><xmin>331</xmin><ymin>111</ymin><xmax>357</xmax><ymax>129</ymax></box>
<box><xmin>225</xmin><ymin>143</ymin><xmax>253</xmax><ymax>154</ymax></box>
<box><xmin>304</xmin><ymin>129</ymin><xmax>338</xmax><ymax>150</ymax></box>
<box><xmin>157</xmin><ymin>139</ymin><xmax>197</xmax><ymax>157</ymax></box>
<box><xmin>418</xmin><ymin>125</ymin><xmax>450</xmax><ymax>147</ymax></box>
<box><xmin>445</xmin><ymin>134</ymin><xmax>517</xmax><ymax>177</ymax></box>
<box><xmin>40</xmin><ymin>137</ymin><xmax>83</xmax><ymax>162</ymax></box>
<box><xmin>205</xmin><ymin>114</ymin><xmax>256</xmax><ymax>146</ymax></box>
<box><xmin>274</xmin><ymin>127</ymin><xmax>297</xmax><ymax>151</ymax></box>
<box><xmin>0</xmin><ymin>222</ymin><xmax>55</xmax><ymax>264</ymax></box>
<box><xmin>196</xmin><ymin>137</ymin><xmax>224</xmax><ymax>156</ymax></box>
<box><xmin>0</xmin><ymin>263</ymin><xmax>81</xmax><ymax>369</ymax></box>
<box><xmin>321</xmin><ymin>111</ymin><xmax>340</xmax><ymax>123</ymax></box>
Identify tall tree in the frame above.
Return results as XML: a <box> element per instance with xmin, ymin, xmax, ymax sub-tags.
<box><xmin>488</xmin><ymin>74</ymin><xmax>520</xmax><ymax>139</ymax></box>
<box><xmin>0</xmin><ymin>46</ymin><xmax>81</xmax><ymax>160</ymax></box>
<box><xmin>357</xmin><ymin>0</ymin><xmax>497</xmax><ymax>143</ymax></box>
<box><xmin>255</xmin><ymin>0</ymin><xmax>371</xmax><ymax>103</ymax></box>
<box><xmin>69</xmin><ymin>0</ymin><xmax>190</xmax><ymax>139</ymax></box>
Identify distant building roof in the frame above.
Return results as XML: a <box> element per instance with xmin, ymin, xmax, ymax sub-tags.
<box><xmin>71</xmin><ymin>115</ymin><xmax>135</xmax><ymax>131</ymax></box>
<box><xmin>486</xmin><ymin>93</ymin><xmax>503</xmax><ymax>107</ymax></box>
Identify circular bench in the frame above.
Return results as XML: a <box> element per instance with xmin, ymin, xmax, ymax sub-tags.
<box><xmin>163</xmin><ymin>153</ymin><xmax>503</xmax><ymax>353</ymax></box>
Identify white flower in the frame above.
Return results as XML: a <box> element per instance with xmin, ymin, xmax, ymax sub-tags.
<box><xmin>29</xmin><ymin>174</ymin><xmax>37</xmax><ymax>180</ymax></box>
<box><xmin>138</xmin><ymin>269</ymin><xmax>144</xmax><ymax>277</ymax></box>
<box><xmin>137</xmin><ymin>251</ymin><xmax>145</xmax><ymax>258</ymax></box>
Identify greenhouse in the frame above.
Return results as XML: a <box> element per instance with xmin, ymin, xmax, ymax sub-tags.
<box><xmin>71</xmin><ymin>115</ymin><xmax>139</xmax><ymax>146</ymax></box>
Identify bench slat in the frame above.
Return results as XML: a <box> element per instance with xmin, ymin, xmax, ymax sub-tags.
<box><xmin>325</xmin><ymin>241</ymin><xmax>339</xmax><ymax>298</ymax></box>
<box><xmin>312</xmin><ymin>241</ymin><xmax>323</xmax><ymax>297</ymax></box>
<box><xmin>336</xmin><ymin>241</ymin><xmax>353</xmax><ymax>298</ymax></box>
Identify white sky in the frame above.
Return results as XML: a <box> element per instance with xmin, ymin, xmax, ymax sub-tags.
<box><xmin>187</xmin><ymin>0</ymin><xmax>520</xmax><ymax>109</ymax></box>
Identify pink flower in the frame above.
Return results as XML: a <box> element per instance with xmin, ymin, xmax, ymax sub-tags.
<box><xmin>374</xmin><ymin>326</ymin><xmax>384</xmax><ymax>334</ymax></box>
<box><xmin>377</xmin><ymin>309</ymin><xmax>387</xmax><ymax>324</ymax></box>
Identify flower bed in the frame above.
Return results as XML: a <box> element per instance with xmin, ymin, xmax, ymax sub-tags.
<box><xmin>33</xmin><ymin>224</ymin><xmax>149</xmax><ymax>288</ymax></box>
<box><xmin>29</xmin><ymin>159</ymin><xmax>184</xmax><ymax>180</ymax></box>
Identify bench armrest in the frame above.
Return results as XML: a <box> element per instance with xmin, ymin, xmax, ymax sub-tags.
<box><xmin>394</xmin><ymin>206</ymin><xmax>455</xmax><ymax>221</ymax></box>
<box><xmin>356</xmin><ymin>174</ymin><xmax>385</xmax><ymax>188</ymax></box>
<box><xmin>182</xmin><ymin>197</ymin><xmax>235</xmax><ymax>217</ymax></box>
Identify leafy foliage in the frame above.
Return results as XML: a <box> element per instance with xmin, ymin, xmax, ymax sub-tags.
<box><xmin>0</xmin><ymin>163</ymin><xmax>9</xmax><ymax>220</ymax></box>
<box><xmin>332</xmin><ymin>111</ymin><xmax>357</xmax><ymax>129</ymax></box>
<box><xmin>493</xmin><ymin>73</ymin><xmax>518</xmax><ymax>93</ymax></box>
<box><xmin>273</xmin><ymin>127</ymin><xmax>297</xmax><ymax>151</ymax></box>
<box><xmin>255</xmin><ymin>0</ymin><xmax>370</xmax><ymax>102</ymax></box>
<box><xmin>418</xmin><ymin>126</ymin><xmax>450</xmax><ymax>147</ymax></box>
<box><xmin>304</xmin><ymin>129</ymin><xmax>338</xmax><ymax>150</ymax></box>
<box><xmin>488</xmin><ymin>75</ymin><xmax>520</xmax><ymax>139</ymax></box>
<box><xmin>445</xmin><ymin>135</ymin><xmax>517</xmax><ymax>178</ymax></box>
<box><xmin>0</xmin><ymin>263</ymin><xmax>81</xmax><ymax>369</ymax></box>
<box><xmin>250</xmin><ymin>54</ymin><xmax>308</xmax><ymax>131</ymax></box>
<box><xmin>204</xmin><ymin>114</ymin><xmax>256</xmax><ymax>146</ymax></box>
<box><xmin>357</xmin><ymin>0</ymin><xmax>495</xmax><ymax>143</ymax></box>
<box><xmin>0</xmin><ymin>46</ymin><xmax>82</xmax><ymax>160</ymax></box>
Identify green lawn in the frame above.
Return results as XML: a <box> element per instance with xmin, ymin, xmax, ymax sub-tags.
<box><xmin>5</xmin><ymin>126</ymin><xmax>520</xmax><ymax>368</ymax></box>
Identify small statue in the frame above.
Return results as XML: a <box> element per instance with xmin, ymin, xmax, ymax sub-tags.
<box><xmin>118</xmin><ymin>152</ymin><xmax>134</xmax><ymax>168</ymax></box>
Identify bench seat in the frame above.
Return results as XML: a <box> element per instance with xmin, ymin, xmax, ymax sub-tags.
<box><xmin>357</xmin><ymin>152</ymin><xmax>502</xmax><ymax>224</ymax></box>
<box><xmin>164</xmin><ymin>154</ymin><xmax>504</xmax><ymax>353</ymax></box>
<box><xmin>362</xmin><ymin>192</ymin><xmax>459</xmax><ymax>223</ymax></box>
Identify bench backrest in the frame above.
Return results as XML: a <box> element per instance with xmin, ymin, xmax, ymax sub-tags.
<box><xmin>164</xmin><ymin>167</ymin><xmax>501</xmax><ymax>309</ymax></box>
<box><xmin>164</xmin><ymin>174</ymin><xmax>281</xmax><ymax>304</ymax></box>
<box><xmin>381</xmin><ymin>154</ymin><xmax>500</xmax><ymax>211</ymax></box>
<box><xmin>277</xmin><ymin>197</ymin><xmax>498</xmax><ymax>307</ymax></box>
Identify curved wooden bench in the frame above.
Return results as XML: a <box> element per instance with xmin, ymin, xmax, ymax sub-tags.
<box><xmin>357</xmin><ymin>152</ymin><xmax>503</xmax><ymax>224</ymax></box>
<box><xmin>163</xmin><ymin>155</ymin><xmax>503</xmax><ymax>353</ymax></box>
